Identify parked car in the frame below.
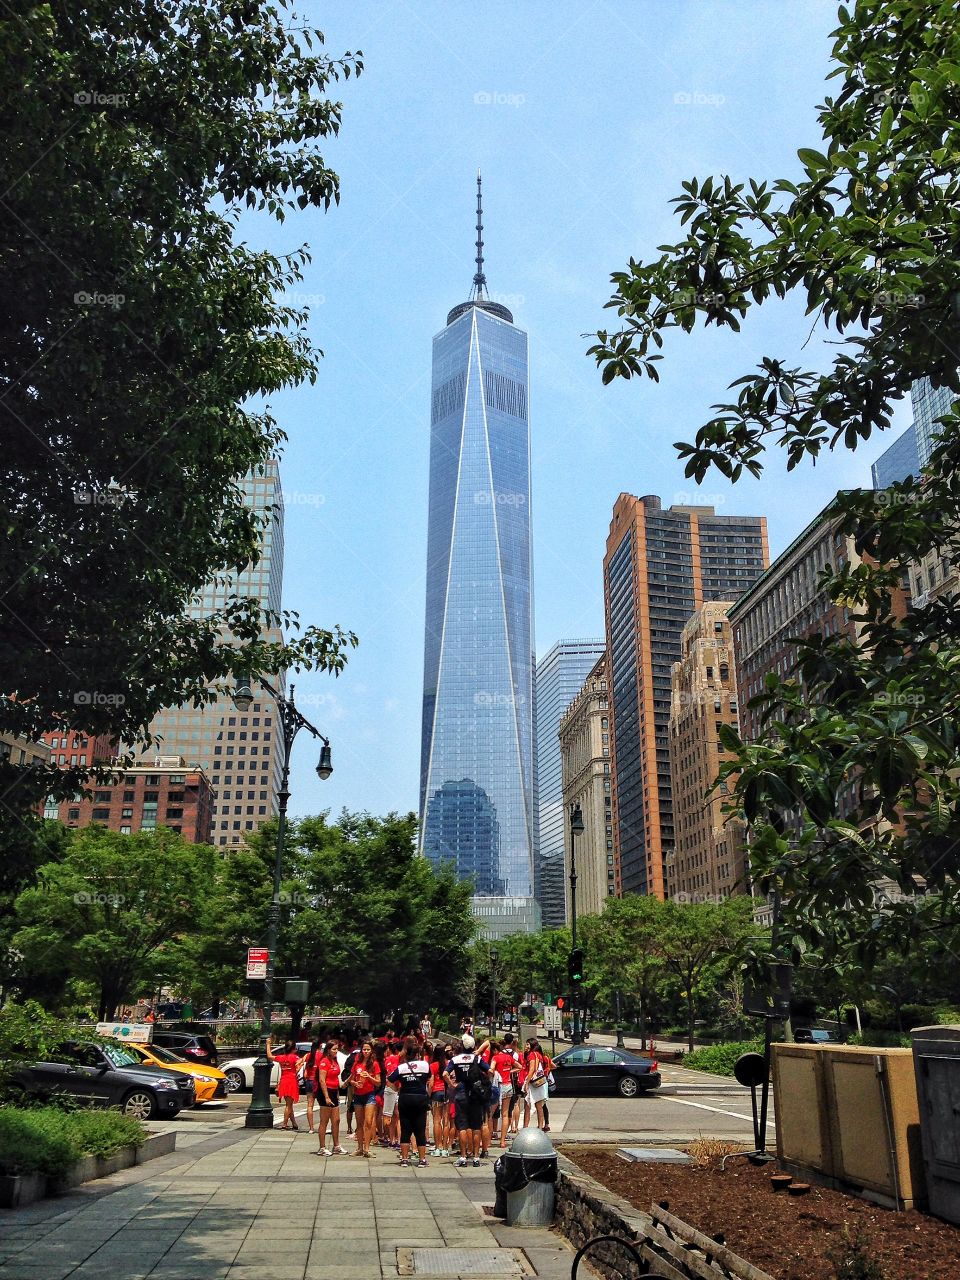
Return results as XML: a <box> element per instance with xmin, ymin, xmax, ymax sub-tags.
<box><xmin>549</xmin><ymin>1046</ymin><xmax>661</xmax><ymax>1097</ymax></box>
<box><xmin>127</xmin><ymin>1043</ymin><xmax>228</xmax><ymax>1104</ymax></box>
<box><xmin>794</xmin><ymin>1027</ymin><xmax>842</xmax><ymax>1044</ymax></box>
<box><xmin>220</xmin><ymin>1043</ymin><xmax>311</xmax><ymax>1093</ymax></box>
<box><xmin>150</xmin><ymin>1029</ymin><xmax>218</xmax><ymax>1066</ymax></box>
<box><xmin>10</xmin><ymin>1040</ymin><xmax>194</xmax><ymax>1120</ymax></box>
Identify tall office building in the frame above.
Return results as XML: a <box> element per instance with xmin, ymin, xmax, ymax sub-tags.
<box><xmin>871</xmin><ymin>376</ymin><xmax>955</xmax><ymax>488</ymax></box>
<box><xmin>534</xmin><ymin>639</ymin><xmax>606</xmax><ymax>926</ymax></box>
<box><xmin>142</xmin><ymin>461</ymin><xmax>286</xmax><ymax>848</ymax></box>
<box><xmin>560</xmin><ymin>655</ymin><xmax>614</xmax><ymax>917</ymax></box>
<box><xmin>603</xmin><ymin>495</ymin><xmax>768</xmax><ymax>898</ymax></box>
<box><xmin>419</xmin><ymin>175</ymin><xmax>538</xmax><ymax>938</ymax></box>
<box><xmin>871</xmin><ymin>425</ymin><xmax>920</xmax><ymax>490</ymax></box>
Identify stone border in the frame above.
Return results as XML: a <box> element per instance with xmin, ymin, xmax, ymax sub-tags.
<box><xmin>0</xmin><ymin>1130</ymin><xmax>176</xmax><ymax>1209</ymax></box>
<box><xmin>554</xmin><ymin>1152</ymin><xmax>654</xmax><ymax>1279</ymax></box>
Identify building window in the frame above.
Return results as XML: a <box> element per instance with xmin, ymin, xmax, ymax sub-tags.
<box><xmin>120</xmin><ymin>824</ymin><xmax>131</xmax><ymax>834</ymax></box>
<box><xmin>121</xmin><ymin>808</ymin><xmax>133</xmax><ymax>819</ymax></box>
<box><xmin>92</xmin><ymin>808</ymin><xmax>110</xmax><ymax>821</ymax></box>
<box><xmin>95</xmin><ymin>791</ymin><xmax>112</xmax><ymax>802</ymax></box>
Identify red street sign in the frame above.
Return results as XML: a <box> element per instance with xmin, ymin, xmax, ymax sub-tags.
<box><xmin>556</xmin><ymin>997</ymin><xmax>565</xmax><ymax>1010</ymax></box>
<box><xmin>246</xmin><ymin>947</ymin><xmax>269</xmax><ymax>980</ymax></box>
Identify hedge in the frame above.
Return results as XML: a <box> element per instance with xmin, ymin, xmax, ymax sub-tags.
<box><xmin>0</xmin><ymin>1106</ymin><xmax>147</xmax><ymax>1177</ymax></box>
<box><xmin>683</xmin><ymin>1038</ymin><xmax>765</xmax><ymax>1076</ymax></box>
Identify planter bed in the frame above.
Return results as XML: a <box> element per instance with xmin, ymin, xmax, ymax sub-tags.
<box><xmin>565</xmin><ymin>1146</ymin><xmax>960</xmax><ymax>1280</ymax></box>
<box><xmin>0</xmin><ymin>1130</ymin><xmax>175</xmax><ymax>1209</ymax></box>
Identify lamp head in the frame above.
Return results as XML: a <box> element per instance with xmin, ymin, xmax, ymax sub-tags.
<box><xmin>233</xmin><ymin>680</ymin><xmax>254</xmax><ymax>712</ymax></box>
<box><xmin>570</xmin><ymin>802</ymin><xmax>584</xmax><ymax>836</ymax></box>
<box><xmin>316</xmin><ymin>743</ymin><xmax>333</xmax><ymax>780</ymax></box>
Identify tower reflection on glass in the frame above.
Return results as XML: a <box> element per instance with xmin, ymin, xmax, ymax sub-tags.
<box><xmin>419</xmin><ymin>173</ymin><xmax>538</xmax><ymax>938</ymax></box>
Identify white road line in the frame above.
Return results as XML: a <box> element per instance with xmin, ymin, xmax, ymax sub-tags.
<box><xmin>661</xmin><ymin>1097</ymin><xmax>775</xmax><ymax>1127</ymax></box>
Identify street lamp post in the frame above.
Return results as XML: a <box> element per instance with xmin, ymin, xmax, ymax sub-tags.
<box><xmin>232</xmin><ymin>676</ymin><xmax>332</xmax><ymax>1129</ymax></box>
<box><xmin>615</xmin><ymin>989</ymin><xmax>625</xmax><ymax>1048</ymax></box>
<box><xmin>490</xmin><ymin>948</ymin><xmax>498</xmax><ymax>1037</ymax></box>
<box><xmin>569</xmin><ymin>802</ymin><xmax>584</xmax><ymax>1046</ymax></box>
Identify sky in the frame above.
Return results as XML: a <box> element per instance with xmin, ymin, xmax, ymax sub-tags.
<box><xmin>256</xmin><ymin>0</ymin><xmax>911</xmax><ymax>822</ymax></box>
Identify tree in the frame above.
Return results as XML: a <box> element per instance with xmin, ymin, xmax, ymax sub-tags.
<box><xmin>580</xmin><ymin>897</ymin><xmax>667</xmax><ymax>1049</ymax></box>
<box><xmin>0</xmin><ymin>2</ymin><xmax>362</xmax><ymax>824</ymax></box>
<box><xmin>657</xmin><ymin>898</ymin><xmax>756</xmax><ymax>1051</ymax></box>
<box><xmin>12</xmin><ymin>826</ymin><xmax>217</xmax><ymax>1017</ymax></box>
<box><xmin>589</xmin><ymin>0</ymin><xmax>960</xmax><ymax>968</ymax></box>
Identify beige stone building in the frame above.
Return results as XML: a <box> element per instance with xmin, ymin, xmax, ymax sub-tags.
<box><xmin>559</xmin><ymin>655</ymin><xmax>614</xmax><ymax>918</ymax></box>
<box><xmin>667</xmin><ymin>602</ymin><xmax>748</xmax><ymax>901</ymax></box>
<box><xmin>908</xmin><ymin>543</ymin><xmax>958</xmax><ymax>607</ymax></box>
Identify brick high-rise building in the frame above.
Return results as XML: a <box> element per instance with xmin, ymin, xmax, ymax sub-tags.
<box><xmin>40</xmin><ymin>729</ymin><xmax>116</xmax><ymax>771</ymax></box>
<box><xmin>603</xmin><ymin>495</ymin><xmax>768</xmax><ymax>898</ymax></box>
<box><xmin>43</xmin><ymin>756</ymin><xmax>214</xmax><ymax>843</ymax></box>
<box><xmin>667</xmin><ymin>603</ymin><xmax>748</xmax><ymax>901</ymax></box>
<box><xmin>139</xmin><ymin>461</ymin><xmax>285</xmax><ymax>848</ymax></box>
<box><xmin>559</xmin><ymin>655</ymin><xmax>614</xmax><ymax>918</ymax></box>
<box><xmin>729</xmin><ymin>497</ymin><xmax>910</xmax><ymax>744</ymax></box>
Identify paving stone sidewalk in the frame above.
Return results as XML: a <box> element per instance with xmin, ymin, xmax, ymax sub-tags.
<box><xmin>0</xmin><ymin>1126</ymin><xmax>578</xmax><ymax>1280</ymax></box>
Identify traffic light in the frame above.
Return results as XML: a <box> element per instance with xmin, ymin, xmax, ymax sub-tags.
<box><xmin>568</xmin><ymin>947</ymin><xmax>584</xmax><ymax>985</ymax></box>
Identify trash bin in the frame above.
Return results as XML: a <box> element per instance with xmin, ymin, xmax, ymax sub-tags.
<box><xmin>493</xmin><ymin>1128</ymin><xmax>558</xmax><ymax>1226</ymax></box>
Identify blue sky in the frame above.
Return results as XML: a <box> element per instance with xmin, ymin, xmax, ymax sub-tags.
<box><xmin>262</xmin><ymin>0</ymin><xmax>909</xmax><ymax>821</ymax></box>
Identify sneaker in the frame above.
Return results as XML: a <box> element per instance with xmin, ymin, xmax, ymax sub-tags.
<box><xmin>399</xmin><ymin>1159</ymin><xmax>410</xmax><ymax>1167</ymax></box>
<box><xmin>431</xmin><ymin>1147</ymin><xmax>442</xmax><ymax>1157</ymax></box>
<box><xmin>314</xmin><ymin>1148</ymin><xmax>330</xmax><ymax>1156</ymax></box>
<box><xmin>332</xmin><ymin>1145</ymin><xmax>347</xmax><ymax>1155</ymax></box>
<box><xmin>419</xmin><ymin>1158</ymin><xmax>429</xmax><ymax>1168</ymax></box>
<box><xmin>473</xmin><ymin>1157</ymin><xmax>481</xmax><ymax>1168</ymax></box>
<box><xmin>456</xmin><ymin>1157</ymin><xmax>467</xmax><ymax>1168</ymax></box>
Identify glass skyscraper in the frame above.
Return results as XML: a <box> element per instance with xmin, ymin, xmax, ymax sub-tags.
<box><xmin>871</xmin><ymin>376</ymin><xmax>955</xmax><ymax>488</ymax></box>
<box><xmin>419</xmin><ymin>177</ymin><xmax>538</xmax><ymax>937</ymax></box>
<box><xmin>534</xmin><ymin>639</ymin><xmax>606</xmax><ymax>926</ymax></box>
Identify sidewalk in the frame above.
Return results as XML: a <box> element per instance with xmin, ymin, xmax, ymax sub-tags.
<box><xmin>0</xmin><ymin>1125</ymin><xmax>577</xmax><ymax>1280</ymax></box>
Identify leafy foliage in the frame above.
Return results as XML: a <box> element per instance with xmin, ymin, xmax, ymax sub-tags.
<box><xmin>0</xmin><ymin>1105</ymin><xmax>146</xmax><ymax>1177</ymax></box>
<box><xmin>589</xmin><ymin>0</ymin><xmax>960</xmax><ymax>967</ymax></box>
<box><xmin>0</xmin><ymin>1</ymin><xmax>362</xmax><ymax>825</ymax></box>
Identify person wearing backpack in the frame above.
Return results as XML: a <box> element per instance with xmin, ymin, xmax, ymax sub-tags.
<box><xmin>445</xmin><ymin>1034</ymin><xmax>494</xmax><ymax>1167</ymax></box>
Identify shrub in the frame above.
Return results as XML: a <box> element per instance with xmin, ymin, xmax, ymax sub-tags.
<box><xmin>684</xmin><ymin>1038</ymin><xmax>765</xmax><ymax>1076</ymax></box>
<box><xmin>216</xmin><ymin>1023</ymin><xmax>260</xmax><ymax>1047</ymax></box>
<box><xmin>847</xmin><ymin>1030</ymin><xmax>910</xmax><ymax>1048</ymax></box>
<box><xmin>828</xmin><ymin>1226</ymin><xmax>888</xmax><ymax>1279</ymax></box>
<box><xmin>0</xmin><ymin>1106</ymin><xmax>146</xmax><ymax>1177</ymax></box>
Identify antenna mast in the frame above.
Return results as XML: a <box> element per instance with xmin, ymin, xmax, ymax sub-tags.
<box><xmin>472</xmin><ymin>169</ymin><xmax>487</xmax><ymax>299</ymax></box>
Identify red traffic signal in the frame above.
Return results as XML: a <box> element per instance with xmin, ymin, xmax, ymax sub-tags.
<box><xmin>556</xmin><ymin>997</ymin><xmax>565</xmax><ymax>1010</ymax></box>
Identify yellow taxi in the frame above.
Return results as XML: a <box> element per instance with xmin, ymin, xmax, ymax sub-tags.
<box><xmin>128</xmin><ymin>1042</ymin><xmax>228</xmax><ymax>1105</ymax></box>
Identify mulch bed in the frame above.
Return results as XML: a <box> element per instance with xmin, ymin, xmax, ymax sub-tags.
<box><xmin>568</xmin><ymin>1147</ymin><xmax>960</xmax><ymax>1280</ymax></box>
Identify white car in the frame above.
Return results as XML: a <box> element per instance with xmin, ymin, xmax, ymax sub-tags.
<box><xmin>221</xmin><ymin>1043</ymin><xmax>312</xmax><ymax>1093</ymax></box>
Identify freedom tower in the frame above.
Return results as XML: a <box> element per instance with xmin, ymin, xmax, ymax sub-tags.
<box><xmin>419</xmin><ymin>175</ymin><xmax>539</xmax><ymax>937</ymax></box>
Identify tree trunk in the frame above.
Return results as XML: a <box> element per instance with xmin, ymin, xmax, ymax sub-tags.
<box><xmin>687</xmin><ymin>987</ymin><xmax>695</xmax><ymax>1053</ymax></box>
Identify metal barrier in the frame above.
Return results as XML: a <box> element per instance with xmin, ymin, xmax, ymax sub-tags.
<box><xmin>570</xmin><ymin>1235</ymin><xmax>649</xmax><ymax>1278</ymax></box>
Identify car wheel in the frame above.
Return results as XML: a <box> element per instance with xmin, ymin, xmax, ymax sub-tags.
<box><xmin>121</xmin><ymin>1089</ymin><xmax>158</xmax><ymax>1120</ymax></box>
<box><xmin>617</xmin><ymin>1074</ymin><xmax>640</xmax><ymax>1098</ymax></box>
<box><xmin>224</xmin><ymin>1068</ymin><xmax>246</xmax><ymax>1093</ymax></box>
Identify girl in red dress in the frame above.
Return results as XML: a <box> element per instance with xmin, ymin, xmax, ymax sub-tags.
<box><xmin>266</xmin><ymin>1036</ymin><xmax>306</xmax><ymax>1131</ymax></box>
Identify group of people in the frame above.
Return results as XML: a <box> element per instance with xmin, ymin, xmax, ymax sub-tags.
<box><xmin>265</xmin><ymin>1026</ymin><xmax>555</xmax><ymax>1169</ymax></box>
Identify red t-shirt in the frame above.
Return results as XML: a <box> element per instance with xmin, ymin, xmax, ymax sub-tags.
<box><xmin>493</xmin><ymin>1049</ymin><xmax>520</xmax><ymax>1084</ymax></box>
<box><xmin>429</xmin><ymin>1061</ymin><xmax>445</xmax><ymax>1093</ymax></box>
<box><xmin>385</xmin><ymin>1053</ymin><xmax>400</xmax><ymax>1080</ymax></box>
<box><xmin>316</xmin><ymin>1055</ymin><xmax>341</xmax><ymax>1090</ymax></box>
<box><xmin>351</xmin><ymin>1058</ymin><xmax>380</xmax><ymax>1097</ymax></box>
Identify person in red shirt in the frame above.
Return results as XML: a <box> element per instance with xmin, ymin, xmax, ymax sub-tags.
<box><xmin>303</xmin><ymin>1038</ymin><xmax>320</xmax><ymax>1134</ymax></box>
<box><xmin>265</xmin><ymin>1036</ymin><xmax>306</xmax><ymax>1131</ymax></box>
<box><xmin>381</xmin><ymin>1042</ymin><xmax>402</xmax><ymax>1148</ymax></box>
<box><xmin>428</xmin><ymin>1042</ymin><xmax>449</xmax><ymax>1156</ymax></box>
<box><xmin>349</xmin><ymin>1040</ymin><xmax>381</xmax><ymax>1157</ymax></box>
<box><xmin>492</xmin><ymin>1034</ymin><xmax>522</xmax><ymax>1147</ymax></box>
<box><xmin>313</xmin><ymin>1040</ymin><xmax>347</xmax><ymax>1155</ymax></box>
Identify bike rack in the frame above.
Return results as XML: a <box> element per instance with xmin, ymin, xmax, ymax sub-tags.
<box><xmin>571</xmin><ymin>1233</ymin><xmax>651</xmax><ymax>1278</ymax></box>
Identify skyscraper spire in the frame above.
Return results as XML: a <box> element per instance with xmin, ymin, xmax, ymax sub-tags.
<box><xmin>472</xmin><ymin>168</ymin><xmax>487</xmax><ymax>299</ymax></box>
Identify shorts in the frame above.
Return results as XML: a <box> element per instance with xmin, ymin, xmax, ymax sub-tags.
<box><xmin>318</xmin><ymin>1087</ymin><xmax>339</xmax><ymax>1108</ymax></box>
<box><xmin>454</xmin><ymin>1098</ymin><xmax>485</xmax><ymax>1132</ymax></box>
<box><xmin>352</xmin><ymin>1092</ymin><xmax>375</xmax><ymax>1108</ymax></box>
<box><xmin>498</xmin><ymin>1081</ymin><xmax>513</xmax><ymax>1099</ymax></box>
<box><xmin>383</xmin><ymin>1087</ymin><xmax>399</xmax><ymax>1118</ymax></box>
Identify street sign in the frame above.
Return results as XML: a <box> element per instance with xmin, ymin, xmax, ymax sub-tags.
<box><xmin>544</xmin><ymin>1005</ymin><xmax>562</xmax><ymax>1032</ymax></box>
<box><xmin>246</xmin><ymin>947</ymin><xmax>269</xmax><ymax>980</ymax></box>
<box><xmin>97</xmin><ymin>1022</ymin><xmax>153</xmax><ymax>1043</ymax></box>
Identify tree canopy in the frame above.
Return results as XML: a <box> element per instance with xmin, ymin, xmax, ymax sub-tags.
<box><xmin>0</xmin><ymin>1</ymin><xmax>361</xmax><ymax>825</ymax></box>
<box><xmin>589</xmin><ymin>0</ymin><xmax>960</xmax><ymax>969</ymax></box>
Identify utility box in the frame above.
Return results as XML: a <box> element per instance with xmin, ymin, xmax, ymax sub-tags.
<box><xmin>912</xmin><ymin>1025</ymin><xmax>960</xmax><ymax>1224</ymax></box>
<box><xmin>772</xmin><ymin>1044</ymin><xmax>925</xmax><ymax>1210</ymax></box>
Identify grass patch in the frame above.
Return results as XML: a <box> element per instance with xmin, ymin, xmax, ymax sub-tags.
<box><xmin>683</xmin><ymin>1038</ymin><xmax>764</xmax><ymax>1076</ymax></box>
<box><xmin>0</xmin><ymin>1105</ymin><xmax>147</xmax><ymax>1177</ymax></box>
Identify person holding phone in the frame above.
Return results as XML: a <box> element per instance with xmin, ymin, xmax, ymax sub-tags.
<box><xmin>265</xmin><ymin>1036</ymin><xmax>306</xmax><ymax>1131</ymax></box>
<box><xmin>349</xmin><ymin>1040</ymin><xmax>381</xmax><ymax>1157</ymax></box>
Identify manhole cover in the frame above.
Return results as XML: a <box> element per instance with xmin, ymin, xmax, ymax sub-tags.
<box><xmin>618</xmin><ymin>1147</ymin><xmax>692</xmax><ymax>1164</ymax></box>
<box><xmin>398</xmin><ymin>1247</ymin><xmax>530</xmax><ymax>1275</ymax></box>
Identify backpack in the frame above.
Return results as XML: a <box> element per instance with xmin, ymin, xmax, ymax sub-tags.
<box><xmin>340</xmin><ymin>1050</ymin><xmax>358</xmax><ymax>1086</ymax></box>
<box><xmin>467</xmin><ymin>1055</ymin><xmax>490</xmax><ymax>1103</ymax></box>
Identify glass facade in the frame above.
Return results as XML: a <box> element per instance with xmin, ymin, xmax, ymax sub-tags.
<box><xmin>871</xmin><ymin>376</ymin><xmax>956</xmax><ymax>489</ymax></box>
<box><xmin>871</xmin><ymin>425</ymin><xmax>920</xmax><ymax>489</ymax></box>
<box><xmin>534</xmin><ymin>639</ymin><xmax>606</xmax><ymax>926</ymax></box>
<box><xmin>142</xmin><ymin>460</ymin><xmax>285</xmax><ymax>847</ymax></box>
<box><xmin>420</xmin><ymin>300</ymin><xmax>537</xmax><ymax>916</ymax></box>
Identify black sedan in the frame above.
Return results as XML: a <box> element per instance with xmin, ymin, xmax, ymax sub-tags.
<box><xmin>11</xmin><ymin>1040</ymin><xmax>194</xmax><ymax>1120</ymax></box>
<box><xmin>549</xmin><ymin>1047</ymin><xmax>661</xmax><ymax>1097</ymax></box>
